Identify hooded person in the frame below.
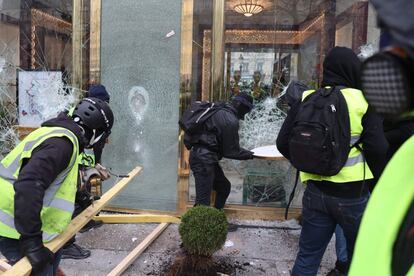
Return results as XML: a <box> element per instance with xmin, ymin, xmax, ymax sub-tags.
<box><xmin>350</xmin><ymin>0</ymin><xmax>414</xmax><ymax>275</ymax></box>
<box><xmin>85</xmin><ymin>84</ymin><xmax>110</xmax><ymax>164</ymax></box>
<box><xmin>0</xmin><ymin>98</ymin><xmax>113</xmax><ymax>275</ymax></box>
<box><xmin>87</xmin><ymin>84</ymin><xmax>110</xmax><ymax>103</ymax></box>
<box><xmin>187</xmin><ymin>93</ymin><xmax>254</xmax><ymax>231</ymax></box>
<box><xmin>62</xmin><ymin>86</ymin><xmax>112</xmax><ymax>260</ymax></box>
<box><xmin>276</xmin><ymin>46</ymin><xmax>388</xmax><ymax>276</ymax></box>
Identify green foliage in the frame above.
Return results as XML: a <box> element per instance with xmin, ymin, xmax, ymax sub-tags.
<box><xmin>179</xmin><ymin>206</ymin><xmax>228</xmax><ymax>257</ymax></box>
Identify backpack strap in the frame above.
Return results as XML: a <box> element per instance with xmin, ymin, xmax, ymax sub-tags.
<box><xmin>352</xmin><ymin>141</ymin><xmax>367</xmax><ymax>195</ymax></box>
<box><xmin>320</xmin><ymin>85</ymin><xmax>348</xmax><ymax>97</ymax></box>
<box><xmin>320</xmin><ymin>86</ymin><xmax>336</xmax><ymax>97</ymax></box>
<box><xmin>285</xmin><ymin>169</ymin><xmax>300</xmax><ymax>220</ymax></box>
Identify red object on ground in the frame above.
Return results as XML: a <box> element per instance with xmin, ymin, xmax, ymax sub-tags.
<box><xmin>57</xmin><ymin>267</ymin><xmax>66</xmax><ymax>276</ymax></box>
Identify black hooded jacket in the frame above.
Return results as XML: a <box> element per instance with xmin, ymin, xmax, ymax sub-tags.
<box><xmin>277</xmin><ymin>47</ymin><xmax>388</xmax><ymax>194</ymax></box>
<box><xmin>189</xmin><ymin>104</ymin><xmax>252</xmax><ymax>160</ymax></box>
<box><xmin>13</xmin><ymin>113</ymin><xmax>85</xmax><ymax>240</ymax></box>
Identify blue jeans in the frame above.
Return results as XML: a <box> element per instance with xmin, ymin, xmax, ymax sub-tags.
<box><xmin>0</xmin><ymin>237</ymin><xmax>62</xmax><ymax>276</ymax></box>
<box><xmin>335</xmin><ymin>225</ymin><xmax>348</xmax><ymax>263</ymax></box>
<box><xmin>292</xmin><ymin>183</ymin><xmax>368</xmax><ymax>276</ymax></box>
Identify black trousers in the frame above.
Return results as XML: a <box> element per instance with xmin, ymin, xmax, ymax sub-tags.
<box><xmin>189</xmin><ymin>147</ymin><xmax>231</xmax><ymax>209</ymax></box>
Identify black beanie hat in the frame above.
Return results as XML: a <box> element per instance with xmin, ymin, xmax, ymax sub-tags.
<box><xmin>233</xmin><ymin>93</ymin><xmax>253</xmax><ymax>109</ymax></box>
<box><xmin>88</xmin><ymin>84</ymin><xmax>110</xmax><ymax>103</ymax></box>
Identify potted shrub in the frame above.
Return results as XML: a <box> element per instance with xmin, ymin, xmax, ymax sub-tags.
<box><xmin>169</xmin><ymin>205</ymin><xmax>228</xmax><ymax>276</ymax></box>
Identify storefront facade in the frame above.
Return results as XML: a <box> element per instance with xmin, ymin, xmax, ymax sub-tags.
<box><xmin>0</xmin><ymin>0</ymin><xmax>380</xmax><ymax>218</ymax></box>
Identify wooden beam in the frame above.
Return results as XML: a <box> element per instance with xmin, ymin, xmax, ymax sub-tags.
<box><xmin>89</xmin><ymin>0</ymin><xmax>101</xmax><ymax>83</ymax></box>
<box><xmin>108</xmin><ymin>223</ymin><xmax>169</xmax><ymax>276</ymax></box>
<box><xmin>185</xmin><ymin>203</ymin><xmax>301</xmax><ymax>221</ymax></box>
<box><xmin>72</xmin><ymin>0</ymin><xmax>84</xmax><ymax>92</ymax></box>
<box><xmin>104</xmin><ymin>203</ymin><xmax>301</xmax><ymax>221</ymax></box>
<box><xmin>3</xmin><ymin>166</ymin><xmax>142</xmax><ymax>276</ymax></box>
<box><xmin>103</xmin><ymin>206</ymin><xmax>180</xmax><ymax>217</ymax></box>
<box><xmin>95</xmin><ymin>214</ymin><xmax>180</xmax><ymax>224</ymax></box>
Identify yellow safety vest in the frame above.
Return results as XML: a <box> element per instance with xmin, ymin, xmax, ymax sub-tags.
<box><xmin>79</xmin><ymin>149</ymin><xmax>96</xmax><ymax>167</ymax></box>
<box><xmin>0</xmin><ymin>127</ymin><xmax>79</xmax><ymax>242</ymax></box>
<box><xmin>349</xmin><ymin>136</ymin><xmax>414</xmax><ymax>276</ymax></box>
<box><xmin>300</xmin><ymin>88</ymin><xmax>373</xmax><ymax>183</ymax></box>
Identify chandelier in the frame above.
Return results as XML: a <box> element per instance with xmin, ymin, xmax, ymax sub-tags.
<box><xmin>234</xmin><ymin>0</ymin><xmax>264</xmax><ymax>17</ymax></box>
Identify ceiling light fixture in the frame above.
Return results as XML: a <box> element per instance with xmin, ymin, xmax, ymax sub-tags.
<box><xmin>234</xmin><ymin>0</ymin><xmax>264</xmax><ymax>17</ymax></box>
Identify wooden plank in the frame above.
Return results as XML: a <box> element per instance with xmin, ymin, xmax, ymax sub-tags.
<box><xmin>89</xmin><ymin>0</ymin><xmax>102</xmax><ymax>82</ymax></box>
<box><xmin>104</xmin><ymin>203</ymin><xmax>301</xmax><ymax>221</ymax></box>
<box><xmin>108</xmin><ymin>223</ymin><xmax>169</xmax><ymax>276</ymax></box>
<box><xmin>177</xmin><ymin>174</ymin><xmax>189</xmax><ymax>215</ymax></box>
<box><xmin>95</xmin><ymin>214</ymin><xmax>180</xmax><ymax>224</ymax></box>
<box><xmin>0</xmin><ymin>260</ymin><xmax>11</xmax><ymax>272</ymax></box>
<box><xmin>185</xmin><ymin>203</ymin><xmax>301</xmax><ymax>221</ymax></box>
<box><xmin>3</xmin><ymin>166</ymin><xmax>142</xmax><ymax>276</ymax></box>
<box><xmin>103</xmin><ymin>206</ymin><xmax>180</xmax><ymax>217</ymax></box>
<box><xmin>14</xmin><ymin>126</ymin><xmax>37</xmax><ymax>140</ymax></box>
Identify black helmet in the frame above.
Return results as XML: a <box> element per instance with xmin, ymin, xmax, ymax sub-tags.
<box><xmin>72</xmin><ymin>97</ymin><xmax>114</xmax><ymax>147</ymax></box>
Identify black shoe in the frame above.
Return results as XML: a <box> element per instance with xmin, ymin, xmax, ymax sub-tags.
<box><xmin>326</xmin><ymin>268</ymin><xmax>346</xmax><ymax>276</ymax></box>
<box><xmin>326</xmin><ymin>261</ymin><xmax>348</xmax><ymax>276</ymax></box>
<box><xmin>61</xmin><ymin>243</ymin><xmax>91</xmax><ymax>259</ymax></box>
<box><xmin>228</xmin><ymin>223</ymin><xmax>239</xmax><ymax>232</ymax></box>
<box><xmin>79</xmin><ymin>220</ymin><xmax>103</xmax><ymax>233</ymax></box>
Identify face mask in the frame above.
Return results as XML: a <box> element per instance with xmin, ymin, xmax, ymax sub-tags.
<box><xmin>87</xmin><ymin>129</ymin><xmax>105</xmax><ymax>148</ymax></box>
<box><xmin>361</xmin><ymin>47</ymin><xmax>414</xmax><ymax>118</ymax></box>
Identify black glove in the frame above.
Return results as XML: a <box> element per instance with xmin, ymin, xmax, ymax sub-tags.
<box><xmin>20</xmin><ymin>236</ymin><xmax>54</xmax><ymax>273</ymax></box>
<box><xmin>75</xmin><ymin>189</ymin><xmax>93</xmax><ymax>209</ymax></box>
<box><xmin>249</xmin><ymin>151</ymin><xmax>255</xmax><ymax>159</ymax></box>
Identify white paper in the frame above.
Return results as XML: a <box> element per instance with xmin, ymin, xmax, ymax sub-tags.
<box><xmin>251</xmin><ymin>145</ymin><xmax>283</xmax><ymax>158</ymax></box>
<box><xmin>165</xmin><ymin>30</ymin><xmax>175</xmax><ymax>38</ymax></box>
<box><xmin>224</xmin><ymin>240</ymin><xmax>234</xmax><ymax>247</ymax></box>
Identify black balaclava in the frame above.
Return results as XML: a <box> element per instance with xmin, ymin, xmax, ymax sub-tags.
<box><xmin>321</xmin><ymin>46</ymin><xmax>362</xmax><ymax>89</ymax></box>
<box><xmin>231</xmin><ymin>93</ymin><xmax>254</xmax><ymax>120</ymax></box>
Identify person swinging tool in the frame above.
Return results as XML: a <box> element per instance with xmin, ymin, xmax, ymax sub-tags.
<box><xmin>0</xmin><ymin>98</ymin><xmax>114</xmax><ymax>275</ymax></box>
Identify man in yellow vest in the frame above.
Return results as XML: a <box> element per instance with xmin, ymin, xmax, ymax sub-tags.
<box><xmin>350</xmin><ymin>0</ymin><xmax>414</xmax><ymax>275</ymax></box>
<box><xmin>0</xmin><ymin>98</ymin><xmax>114</xmax><ymax>275</ymax></box>
<box><xmin>277</xmin><ymin>47</ymin><xmax>388</xmax><ymax>276</ymax></box>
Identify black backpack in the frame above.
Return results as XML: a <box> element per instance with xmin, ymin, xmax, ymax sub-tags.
<box><xmin>179</xmin><ymin>101</ymin><xmax>223</xmax><ymax>135</ymax></box>
<box><xmin>288</xmin><ymin>86</ymin><xmax>351</xmax><ymax>176</ymax></box>
<box><xmin>285</xmin><ymin>80</ymin><xmax>309</xmax><ymax>107</ymax></box>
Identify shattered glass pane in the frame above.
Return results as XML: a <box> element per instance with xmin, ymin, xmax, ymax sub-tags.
<box><xmin>100</xmin><ymin>0</ymin><xmax>181</xmax><ymax>211</ymax></box>
<box><xmin>0</xmin><ymin>33</ymin><xmax>19</xmax><ymax>157</ymax></box>
<box><xmin>0</xmin><ymin>1</ymin><xmax>78</xmax><ymax>157</ymax></box>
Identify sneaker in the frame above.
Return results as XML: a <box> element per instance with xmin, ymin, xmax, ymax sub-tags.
<box><xmin>61</xmin><ymin>243</ymin><xmax>91</xmax><ymax>259</ymax></box>
<box><xmin>228</xmin><ymin>223</ymin><xmax>239</xmax><ymax>232</ymax></box>
<box><xmin>79</xmin><ymin>220</ymin><xmax>103</xmax><ymax>233</ymax></box>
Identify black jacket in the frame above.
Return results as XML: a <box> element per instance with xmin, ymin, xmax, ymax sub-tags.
<box><xmin>13</xmin><ymin>113</ymin><xmax>85</xmax><ymax>240</ymax></box>
<box><xmin>191</xmin><ymin>104</ymin><xmax>252</xmax><ymax>160</ymax></box>
<box><xmin>384</xmin><ymin>118</ymin><xmax>414</xmax><ymax>161</ymax></box>
<box><xmin>277</xmin><ymin>47</ymin><xmax>388</xmax><ymax>195</ymax></box>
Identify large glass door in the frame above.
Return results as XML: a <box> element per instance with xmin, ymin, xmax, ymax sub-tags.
<box><xmin>185</xmin><ymin>0</ymin><xmax>378</xmax><ymax>212</ymax></box>
<box><xmin>101</xmin><ymin>0</ymin><xmax>182</xmax><ymax>211</ymax></box>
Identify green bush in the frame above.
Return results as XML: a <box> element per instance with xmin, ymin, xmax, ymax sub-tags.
<box><xmin>179</xmin><ymin>206</ymin><xmax>228</xmax><ymax>257</ymax></box>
